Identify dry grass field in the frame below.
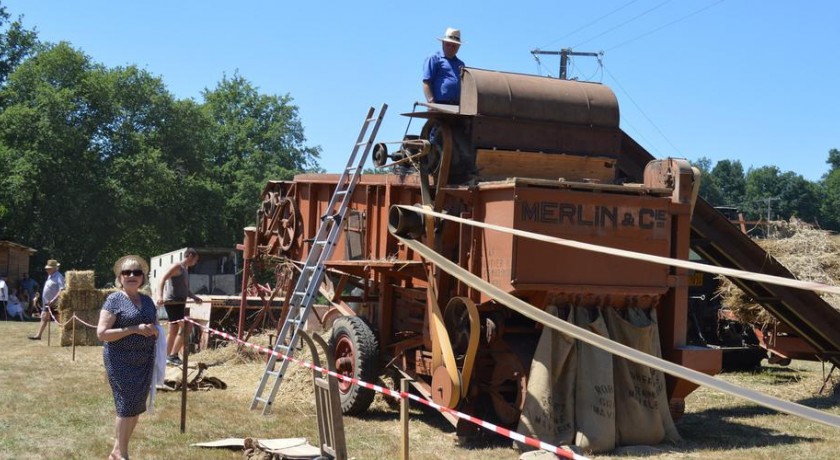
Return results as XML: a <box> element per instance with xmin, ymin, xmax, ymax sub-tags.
<box><xmin>2</xmin><ymin>319</ymin><xmax>840</xmax><ymax>459</ymax></box>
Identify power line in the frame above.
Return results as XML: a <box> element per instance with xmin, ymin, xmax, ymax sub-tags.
<box><xmin>603</xmin><ymin>65</ymin><xmax>681</xmax><ymax>156</ymax></box>
<box><xmin>572</xmin><ymin>0</ymin><xmax>674</xmax><ymax>48</ymax></box>
<box><xmin>535</xmin><ymin>0</ymin><xmax>643</xmax><ymax>51</ymax></box>
<box><xmin>606</xmin><ymin>0</ymin><xmax>727</xmax><ymax>51</ymax></box>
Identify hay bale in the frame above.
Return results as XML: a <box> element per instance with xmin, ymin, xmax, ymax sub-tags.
<box><xmin>59</xmin><ymin>288</ymin><xmax>112</xmax><ymax>347</ymax></box>
<box><xmin>718</xmin><ymin>218</ymin><xmax>840</xmax><ymax>325</ymax></box>
<box><xmin>58</xmin><ymin>288</ymin><xmax>102</xmax><ymax>313</ymax></box>
<box><xmin>64</xmin><ymin>270</ymin><xmax>95</xmax><ymax>290</ymax></box>
<box><xmin>60</xmin><ymin>307</ymin><xmax>103</xmax><ymax>347</ymax></box>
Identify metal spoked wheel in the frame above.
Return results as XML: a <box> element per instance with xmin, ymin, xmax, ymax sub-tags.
<box><xmin>329</xmin><ymin>316</ymin><xmax>380</xmax><ymax>415</ymax></box>
<box><xmin>274</xmin><ymin>197</ymin><xmax>297</xmax><ymax>252</ymax></box>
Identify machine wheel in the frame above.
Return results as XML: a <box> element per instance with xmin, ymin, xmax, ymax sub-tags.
<box><xmin>274</xmin><ymin>197</ymin><xmax>297</xmax><ymax>252</ymax></box>
<box><xmin>329</xmin><ymin>316</ymin><xmax>380</xmax><ymax>415</ymax></box>
<box><xmin>419</xmin><ymin>120</ymin><xmax>451</xmax><ymax>179</ymax></box>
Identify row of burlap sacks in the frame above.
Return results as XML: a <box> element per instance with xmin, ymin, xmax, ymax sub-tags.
<box><xmin>517</xmin><ymin>306</ymin><xmax>679</xmax><ymax>454</ymax></box>
<box><xmin>56</xmin><ymin>271</ymin><xmax>115</xmax><ymax>347</ymax></box>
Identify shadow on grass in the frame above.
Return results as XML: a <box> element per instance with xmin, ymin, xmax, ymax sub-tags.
<box><xmin>356</xmin><ymin>404</ymin><xmax>519</xmax><ymax>450</ymax></box>
<box><xmin>358</xmin><ymin>405</ymin><xmax>457</xmax><ymax>433</ymax></box>
<box><xmin>670</xmin><ymin>397</ymin><xmax>837</xmax><ymax>454</ymax></box>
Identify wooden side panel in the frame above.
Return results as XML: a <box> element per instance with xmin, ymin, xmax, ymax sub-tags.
<box><xmin>475</xmin><ymin>149</ymin><xmax>616</xmax><ymax>183</ymax></box>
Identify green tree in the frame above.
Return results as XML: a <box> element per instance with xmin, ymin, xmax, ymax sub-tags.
<box><xmin>826</xmin><ymin>148</ymin><xmax>840</xmax><ymax>172</ymax></box>
<box><xmin>0</xmin><ymin>3</ymin><xmax>38</xmax><ymax>90</ymax></box>
<box><xmin>818</xmin><ymin>148</ymin><xmax>840</xmax><ymax>230</ymax></box>
<box><xmin>710</xmin><ymin>159</ymin><xmax>746</xmax><ymax>209</ymax></box>
<box><xmin>201</xmin><ymin>72</ymin><xmax>321</xmax><ymax>238</ymax></box>
<box><xmin>693</xmin><ymin>157</ymin><xmax>724</xmax><ymax>206</ymax></box>
<box><xmin>0</xmin><ymin>43</ymin><xmax>111</xmax><ymax>271</ymax></box>
<box><xmin>0</xmin><ymin>42</ymin><xmax>226</xmax><ymax>277</ymax></box>
<box><xmin>743</xmin><ymin>166</ymin><xmax>819</xmax><ymax>223</ymax></box>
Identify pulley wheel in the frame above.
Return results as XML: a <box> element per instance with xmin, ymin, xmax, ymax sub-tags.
<box><xmin>431</xmin><ymin>365</ymin><xmax>456</xmax><ymax>408</ymax></box>
<box><xmin>372</xmin><ymin>143</ymin><xmax>388</xmax><ymax>167</ymax></box>
<box><xmin>444</xmin><ymin>297</ymin><xmax>473</xmax><ymax>355</ymax></box>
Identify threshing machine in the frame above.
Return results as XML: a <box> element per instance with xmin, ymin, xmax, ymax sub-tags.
<box><xmin>240</xmin><ymin>68</ymin><xmax>736</xmax><ymax>447</ymax></box>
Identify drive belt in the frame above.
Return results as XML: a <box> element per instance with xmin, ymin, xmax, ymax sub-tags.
<box><xmin>393</xmin><ymin>230</ymin><xmax>840</xmax><ymax>430</ymax></box>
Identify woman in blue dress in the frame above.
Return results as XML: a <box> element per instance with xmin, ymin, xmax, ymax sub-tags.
<box><xmin>96</xmin><ymin>255</ymin><xmax>158</xmax><ymax>460</ymax></box>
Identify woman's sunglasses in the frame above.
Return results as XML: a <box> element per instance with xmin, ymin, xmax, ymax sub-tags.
<box><xmin>120</xmin><ymin>269</ymin><xmax>144</xmax><ymax>277</ymax></box>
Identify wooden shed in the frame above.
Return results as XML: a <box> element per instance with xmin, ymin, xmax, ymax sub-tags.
<box><xmin>0</xmin><ymin>241</ymin><xmax>37</xmax><ymax>287</ymax></box>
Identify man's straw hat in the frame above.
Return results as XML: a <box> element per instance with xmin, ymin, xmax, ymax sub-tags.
<box><xmin>44</xmin><ymin>259</ymin><xmax>60</xmax><ymax>269</ymax></box>
<box><xmin>438</xmin><ymin>27</ymin><xmax>462</xmax><ymax>45</ymax></box>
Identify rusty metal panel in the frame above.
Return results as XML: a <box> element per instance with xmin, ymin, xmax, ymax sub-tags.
<box><xmin>474</xmin><ymin>187</ymin><xmax>517</xmax><ymax>293</ymax></box>
<box><xmin>474</xmin><ymin>182</ymin><xmax>677</xmax><ymax>297</ymax></box>
<box><xmin>288</xmin><ymin>174</ymin><xmax>426</xmax><ymax>266</ymax></box>
<box><xmin>470</xmin><ymin>117</ymin><xmax>622</xmax><ymax>156</ymax></box>
<box><xmin>460</xmin><ymin>68</ymin><xmax>619</xmax><ymax>127</ymax></box>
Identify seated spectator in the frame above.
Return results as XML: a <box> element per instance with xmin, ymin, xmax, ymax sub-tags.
<box><xmin>18</xmin><ymin>272</ymin><xmax>38</xmax><ymax>311</ymax></box>
<box><xmin>18</xmin><ymin>288</ymin><xmax>30</xmax><ymax>312</ymax></box>
<box><xmin>6</xmin><ymin>290</ymin><xmax>28</xmax><ymax>321</ymax></box>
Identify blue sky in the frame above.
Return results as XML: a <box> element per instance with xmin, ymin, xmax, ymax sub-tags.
<box><xmin>4</xmin><ymin>1</ymin><xmax>839</xmax><ymax>181</ymax></box>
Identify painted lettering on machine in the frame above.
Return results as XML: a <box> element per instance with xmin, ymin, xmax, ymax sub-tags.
<box><xmin>520</xmin><ymin>200</ymin><xmax>667</xmax><ymax>230</ymax></box>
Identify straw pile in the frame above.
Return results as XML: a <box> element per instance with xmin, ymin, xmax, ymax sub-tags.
<box><xmin>58</xmin><ymin>271</ymin><xmax>115</xmax><ymax>346</ymax></box>
<box><xmin>64</xmin><ymin>270</ymin><xmax>95</xmax><ymax>290</ymax></box>
<box><xmin>717</xmin><ymin>218</ymin><xmax>840</xmax><ymax>325</ymax></box>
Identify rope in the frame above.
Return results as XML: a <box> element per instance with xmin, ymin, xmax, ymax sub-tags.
<box><xmin>183</xmin><ymin>317</ymin><xmax>589</xmax><ymax>460</ymax></box>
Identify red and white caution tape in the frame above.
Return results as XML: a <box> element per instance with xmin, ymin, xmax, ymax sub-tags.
<box><xmin>183</xmin><ymin>317</ymin><xmax>588</xmax><ymax>460</ymax></box>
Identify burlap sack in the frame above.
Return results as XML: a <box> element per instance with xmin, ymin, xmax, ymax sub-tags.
<box><xmin>628</xmin><ymin>307</ymin><xmax>680</xmax><ymax>443</ymax></box>
<box><xmin>573</xmin><ymin>307</ymin><xmax>615</xmax><ymax>453</ymax></box>
<box><xmin>605</xmin><ymin>307</ymin><xmax>670</xmax><ymax>446</ymax></box>
<box><xmin>517</xmin><ymin>305</ymin><xmax>577</xmax><ymax>449</ymax></box>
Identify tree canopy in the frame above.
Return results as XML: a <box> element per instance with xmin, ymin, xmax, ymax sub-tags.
<box><xmin>0</xmin><ymin>11</ymin><xmax>320</xmax><ymax>279</ymax></box>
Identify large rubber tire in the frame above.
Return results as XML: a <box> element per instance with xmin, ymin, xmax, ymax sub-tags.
<box><xmin>328</xmin><ymin>316</ymin><xmax>380</xmax><ymax>415</ymax></box>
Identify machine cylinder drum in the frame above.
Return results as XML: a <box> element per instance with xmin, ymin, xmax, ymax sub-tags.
<box><xmin>388</xmin><ymin>206</ymin><xmax>424</xmax><ymax>239</ymax></box>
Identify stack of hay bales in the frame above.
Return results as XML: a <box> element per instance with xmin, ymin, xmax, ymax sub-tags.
<box><xmin>58</xmin><ymin>270</ymin><xmax>114</xmax><ymax>347</ymax></box>
<box><xmin>718</xmin><ymin>218</ymin><xmax>840</xmax><ymax>325</ymax></box>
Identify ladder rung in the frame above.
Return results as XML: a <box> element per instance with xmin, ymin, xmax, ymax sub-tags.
<box><xmin>275</xmin><ymin>343</ymin><xmax>290</xmax><ymax>351</ymax></box>
<box><xmin>254</xmin><ymin>397</ymin><xmax>271</xmax><ymax>404</ymax></box>
<box><xmin>266</xmin><ymin>370</ymin><xmax>283</xmax><ymax>378</ymax></box>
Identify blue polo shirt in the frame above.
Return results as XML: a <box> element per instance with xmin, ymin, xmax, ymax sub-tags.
<box><xmin>422</xmin><ymin>51</ymin><xmax>465</xmax><ymax>104</ymax></box>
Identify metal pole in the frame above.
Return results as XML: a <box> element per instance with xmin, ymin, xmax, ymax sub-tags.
<box><xmin>238</xmin><ymin>227</ymin><xmax>257</xmax><ymax>341</ymax></box>
<box><xmin>72</xmin><ymin>317</ymin><xmax>76</xmax><ymax>361</ymax></box>
<box><xmin>400</xmin><ymin>378</ymin><xmax>412</xmax><ymax>460</ymax></box>
<box><xmin>47</xmin><ymin>313</ymin><xmax>51</xmax><ymax>346</ymax></box>
<box><xmin>180</xmin><ymin>310</ymin><xmax>191</xmax><ymax>433</ymax></box>
<box><xmin>559</xmin><ymin>49</ymin><xmax>569</xmax><ymax>80</ymax></box>
<box><xmin>530</xmin><ymin>48</ymin><xmax>602</xmax><ymax>80</ymax></box>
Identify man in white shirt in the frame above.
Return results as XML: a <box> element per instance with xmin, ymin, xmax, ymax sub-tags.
<box><xmin>0</xmin><ymin>274</ymin><xmax>8</xmax><ymax>321</ymax></box>
<box><xmin>29</xmin><ymin>259</ymin><xmax>65</xmax><ymax>340</ymax></box>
